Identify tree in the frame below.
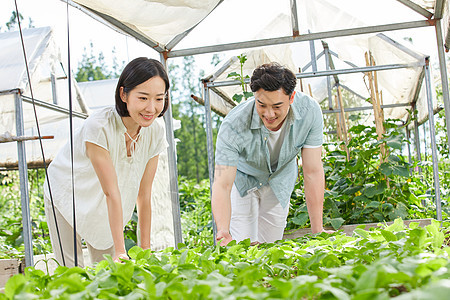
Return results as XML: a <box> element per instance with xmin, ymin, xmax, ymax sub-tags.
<box><xmin>75</xmin><ymin>42</ymin><xmax>112</xmax><ymax>82</ymax></box>
<box><xmin>2</xmin><ymin>11</ymin><xmax>34</xmax><ymax>32</ymax></box>
<box><xmin>169</xmin><ymin>56</ymin><xmax>222</xmax><ymax>182</ymax></box>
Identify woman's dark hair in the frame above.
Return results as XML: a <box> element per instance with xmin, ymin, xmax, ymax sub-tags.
<box><xmin>250</xmin><ymin>62</ymin><xmax>296</xmax><ymax>95</ymax></box>
<box><xmin>115</xmin><ymin>57</ymin><xmax>170</xmax><ymax>117</ymax></box>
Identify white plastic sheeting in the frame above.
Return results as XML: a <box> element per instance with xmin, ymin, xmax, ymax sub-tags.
<box><xmin>202</xmin><ymin>1</ymin><xmax>436</xmax><ymax>125</ymax></box>
<box><xmin>73</xmin><ymin>0</ymin><xmax>221</xmax><ymax>48</ymax></box>
<box><xmin>0</xmin><ymin>27</ymin><xmax>88</xmax><ymax>167</ymax></box>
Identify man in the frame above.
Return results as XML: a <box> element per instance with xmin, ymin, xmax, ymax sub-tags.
<box><xmin>212</xmin><ymin>62</ymin><xmax>329</xmax><ymax>246</ymax></box>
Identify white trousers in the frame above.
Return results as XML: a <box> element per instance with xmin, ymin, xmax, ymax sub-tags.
<box><xmin>229</xmin><ymin>184</ymin><xmax>290</xmax><ymax>244</ymax></box>
<box><xmin>44</xmin><ymin>196</ymin><xmax>114</xmax><ymax>268</ymax></box>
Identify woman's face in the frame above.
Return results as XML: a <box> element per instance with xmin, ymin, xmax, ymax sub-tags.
<box><xmin>120</xmin><ymin>76</ymin><xmax>166</xmax><ymax>128</ymax></box>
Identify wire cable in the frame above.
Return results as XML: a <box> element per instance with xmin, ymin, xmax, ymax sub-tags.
<box><xmin>13</xmin><ymin>0</ymin><xmax>66</xmax><ymax>266</ymax></box>
<box><xmin>65</xmin><ymin>0</ymin><xmax>78</xmax><ymax>267</ymax></box>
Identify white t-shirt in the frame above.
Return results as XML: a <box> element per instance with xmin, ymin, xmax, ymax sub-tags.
<box><xmin>267</xmin><ymin>119</ymin><xmax>288</xmax><ymax>171</ymax></box>
<box><xmin>44</xmin><ymin>107</ymin><xmax>168</xmax><ymax>249</ymax></box>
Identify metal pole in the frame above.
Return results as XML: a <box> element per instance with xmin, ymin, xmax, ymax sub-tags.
<box><xmin>413</xmin><ymin>107</ymin><xmax>422</xmax><ymax>175</ymax></box>
<box><xmin>15</xmin><ymin>93</ymin><xmax>33</xmax><ymax>267</ymax></box>
<box><xmin>289</xmin><ymin>0</ymin><xmax>299</xmax><ymax>36</ymax></box>
<box><xmin>323</xmin><ymin>42</ymin><xmax>333</xmax><ymax>110</ymax></box>
<box><xmin>203</xmin><ymin>82</ymin><xmax>217</xmax><ymax>245</ymax></box>
<box><xmin>424</xmin><ymin>57</ymin><xmax>442</xmax><ymax>221</ymax></box>
<box><xmin>168</xmin><ymin>20</ymin><xmax>432</xmax><ymax>57</ymax></box>
<box><xmin>50</xmin><ymin>74</ymin><xmax>58</xmax><ymax>105</ymax></box>
<box><xmin>206</xmin><ymin>62</ymin><xmax>422</xmax><ymax>88</ymax></box>
<box><xmin>435</xmin><ymin>19</ymin><xmax>450</xmax><ymax>152</ymax></box>
<box><xmin>406</xmin><ymin>128</ymin><xmax>412</xmax><ymax>166</ymax></box>
<box><xmin>159</xmin><ymin>53</ymin><xmax>183</xmax><ymax>247</ymax></box>
<box><xmin>309</xmin><ymin>31</ymin><xmax>318</xmax><ymax>73</ymax></box>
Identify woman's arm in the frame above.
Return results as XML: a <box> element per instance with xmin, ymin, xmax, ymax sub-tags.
<box><xmin>85</xmin><ymin>142</ymin><xmax>127</xmax><ymax>261</ymax></box>
<box><xmin>136</xmin><ymin>155</ymin><xmax>159</xmax><ymax>250</ymax></box>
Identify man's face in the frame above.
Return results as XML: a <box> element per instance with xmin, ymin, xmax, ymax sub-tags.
<box><xmin>254</xmin><ymin>89</ymin><xmax>294</xmax><ymax>131</ymax></box>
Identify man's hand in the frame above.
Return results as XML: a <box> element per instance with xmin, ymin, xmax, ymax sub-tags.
<box><xmin>216</xmin><ymin>229</ymin><xmax>233</xmax><ymax>246</ymax></box>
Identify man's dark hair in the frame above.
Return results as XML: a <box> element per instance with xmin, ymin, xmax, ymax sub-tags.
<box><xmin>250</xmin><ymin>62</ymin><xmax>296</xmax><ymax>95</ymax></box>
<box><xmin>115</xmin><ymin>57</ymin><xmax>170</xmax><ymax>117</ymax></box>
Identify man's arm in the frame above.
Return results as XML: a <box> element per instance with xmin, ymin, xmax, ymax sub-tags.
<box><xmin>211</xmin><ymin>164</ymin><xmax>237</xmax><ymax>246</ymax></box>
<box><xmin>301</xmin><ymin>146</ymin><xmax>328</xmax><ymax>234</ymax></box>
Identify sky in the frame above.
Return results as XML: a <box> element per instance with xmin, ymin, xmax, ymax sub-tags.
<box><xmin>1</xmin><ymin>0</ymin><xmax>163</xmax><ymax>71</ymax></box>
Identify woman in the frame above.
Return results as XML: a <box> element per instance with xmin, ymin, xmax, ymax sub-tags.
<box><xmin>44</xmin><ymin>57</ymin><xmax>169</xmax><ymax>267</ymax></box>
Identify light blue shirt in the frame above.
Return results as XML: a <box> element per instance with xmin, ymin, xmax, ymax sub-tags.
<box><xmin>215</xmin><ymin>92</ymin><xmax>323</xmax><ymax>208</ymax></box>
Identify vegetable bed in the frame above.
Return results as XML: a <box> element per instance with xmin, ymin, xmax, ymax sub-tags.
<box><xmin>2</xmin><ymin>218</ymin><xmax>449</xmax><ymax>299</ymax></box>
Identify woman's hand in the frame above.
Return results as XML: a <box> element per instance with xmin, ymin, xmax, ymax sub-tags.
<box><xmin>113</xmin><ymin>252</ymin><xmax>129</xmax><ymax>263</ymax></box>
<box><xmin>216</xmin><ymin>230</ymin><xmax>233</xmax><ymax>246</ymax></box>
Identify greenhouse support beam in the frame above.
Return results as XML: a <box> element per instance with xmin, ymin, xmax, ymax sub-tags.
<box><xmin>202</xmin><ymin>83</ymin><xmax>217</xmax><ymax>245</ymax></box>
<box><xmin>302</xmin><ymin>51</ymin><xmax>325</xmax><ymax>72</ymax></box>
<box><xmin>395</xmin><ymin>0</ymin><xmax>434</xmax><ymax>19</ymax></box>
<box><xmin>15</xmin><ymin>93</ymin><xmax>34</xmax><ymax>267</ymax></box>
<box><xmin>309</xmin><ymin>34</ymin><xmax>318</xmax><ymax>72</ymax></box>
<box><xmin>50</xmin><ymin>74</ymin><xmax>58</xmax><ymax>105</ymax></box>
<box><xmin>424</xmin><ymin>58</ymin><xmax>442</xmax><ymax>221</ymax></box>
<box><xmin>413</xmin><ymin>105</ymin><xmax>422</xmax><ymax>175</ymax></box>
<box><xmin>290</xmin><ymin>0</ymin><xmax>299</xmax><ymax>36</ymax></box>
<box><xmin>0</xmin><ymin>88</ymin><xmax>21</xmax><ymax>96</ymax></box>
<box><xmin>210</xmin><ymin>86</ymin><xmax>237</xmax><ymax>107</ymax></box>
<box><xmin>207</xmin><ymin>63</ymin><xmax>422</xmax><ymax>88</ymax></box>
<box><xmin>323</xmin><ymin>42</ymin><xmax>333</xmax><ymax>110</ymax></box>
<box><xmin>21</xmin><ymin>95</ymin><xmax>88</xmax><ymax>119</ymax></box>
<box><xmin>411</xmin><ymin>69</ymin><xmax>425</xmax><ymax>108</ymax></box>
<box><xmin>434</xmin><ymin>0</ymin><xmax>445</xmax><ymax>19</ymax></box>
<box><xmin>376</xmin><ymin>33</ymin><xmax>426</xmax><ymax>61</ymax></box>
<box><xmin>160</xmin><ymin>54</ymin><xmax>183</xmax><ymax>247</ymax></box>
<box><xmin>406</xmin><ymin>128</ymin><xmax>413</xmax><ymax>167</ymax></box>
<box><xmin>435</xmin><ymin>19</ymin><xmax>450</xmax><ymax>151</ymax></box>
<box><xmin>322</xmin><ymin>102</ymin><xmax>410</xmax><ymax>114</ymax></box>
<box><xmin>168</xmin><ymin>20</ymin><xmax>433</xmax><ymax>57</ymax></box>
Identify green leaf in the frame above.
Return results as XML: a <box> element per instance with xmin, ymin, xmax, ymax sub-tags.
<box><xmin>243</xmin><ymin>91</ymin><xmax>253</xmax><ymax>99</ymax></box>
<box><xmin>379</xmin><ymin>162</ymin><xmax>392</xmax><ymax>176</ymax></box>
<box><xmin>366</xmin><ymin>201</ymin><xmax>381</xmax><ymax>209</ymax></box>
<box><xmin>343</xmin><ymin>186</ymin><xmax>363</xmax><ymax>195</ymax></box>
<box><xmin>232</xmin><ymin>94</ymin><xmax>244</xmax><ymax>103</ymax></box>
<box><xmin>380</xmin><ymin>229</ymin><xmax>397</xmax><ymax>242</ymax></box>
<box><xmin>363</xmin><ymin>182</ymin><xmax>386</xmax><ymax>198</ymax></box>
<box><xmin>355</xmin><ymin>266</ymin><xmax>377</xmax><ymax>291</ymax></box>
<box><xmin>227</xmin><ymin>72</ymin><xmax>239</xmax><ymax>78</ymax></box>
<box><xmin>329</xmin><ymin>218</ymin><xmax>345</xmax><ymax>230</ymax></box>
<box><xmin>4</xmin><ymin>274</ymin><xmax>26</xmax><ymax>299</ymax></box>
<box><xmin>385</xmin><ymin>135</ymin><xmax>403</xmax><ymax>149</ymax></box>
<box><xmin>385</xmin><ymin>218</ymin><xmax>405</xmax><ymax>232</ymax></box>
<box><xmin>392</xmin><ymin>165</ymin><xmax>409</xmax><ymax>177</ymax></box>
<box><xmin>354</xmin><ymin>229</ymin><xmax>370</xmax><ymax>239</ymax></box>
<box><xmin>292</xmin><ymin>213</ymin><xmax>309</xmax><ymax>226</ymax></box>
<box><xmin>128</xmin><ymin>246</ymin><xmax>143</xmax><ymax>260</ymax></box>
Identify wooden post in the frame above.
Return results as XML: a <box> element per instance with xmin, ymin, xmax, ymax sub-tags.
<box><xmin>365</xmin><ymin>51</ymin><xmax>386</xmax><ymax>161</ymax></box>
<box><xmin>298</xmin><ymin>68</ymin><xmax>304</xmax><ymax>93</ymax></box>
<box><xmin>335</xmin><ymin>95</ymin><xmax>343</xmax><ymax>141</ymax></box>
<box><xmin>337</xmin><ymin>85</ymin><xmax>350</xmax><ymax>160</ymax></box>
